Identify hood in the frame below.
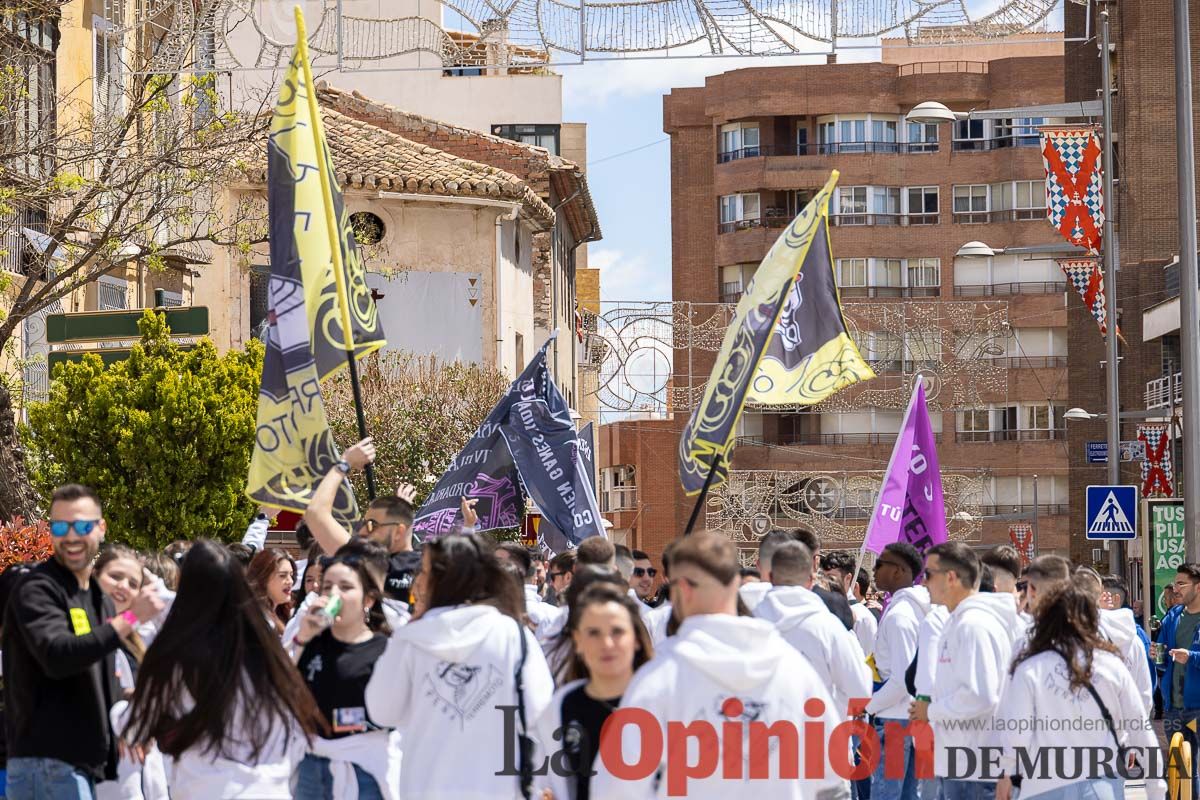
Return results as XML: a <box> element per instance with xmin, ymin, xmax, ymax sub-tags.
<box><xmin>955</xmin><ymin>592</ymin><xmax>1021</xmax><ymax>639</ymax></box>
<box><xmin>738</xmin><ymin>581</ymin><xmax>772</xmax><ymax>612</ymax></box>
<box><xmin>396</xmin><ymin>604</ymin><xmax>504</xmax><ymax>662</ymax></box>
<box><xmin>754</xmin><ymin>585</ymin><xmax>830</xmax><ymax>632</ymax></box>
<box><xmin>886</xmin><ymin>585</ymin><xmax>931</xmax><ymax>620</ymax></box>
<box><xmin>673</xmin><ymin>614</ymin><xmax>793</xmax><ymax>692</ymax></box>
<box><xmin>1099</xmin><ymin>607</ymin><xmax>1138</xmax><ymax>650</ymax></box>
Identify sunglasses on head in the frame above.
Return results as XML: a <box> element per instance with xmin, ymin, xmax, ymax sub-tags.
<box><xmin>632</xmin><ymin>567</ymin><xmax>658</xmax><ymax>578</ymax></box>
<box><xmin>49</xmin><ymin>520</ymin><xmax>100</xmax><ymax>537</ymax></box>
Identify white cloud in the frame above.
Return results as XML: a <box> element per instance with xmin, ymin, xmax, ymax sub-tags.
<box><xmin>589</xmin><ymin>247</ymin><xmax>671</xmax><ymax>302</ymax></box>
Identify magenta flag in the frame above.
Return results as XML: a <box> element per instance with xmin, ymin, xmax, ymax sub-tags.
<box><xmin>863</xmin><ymin>381</ymin><xmax>946</xmax><ymax>554</ymax></box>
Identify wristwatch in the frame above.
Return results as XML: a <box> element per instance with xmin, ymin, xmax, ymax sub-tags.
<box><xmin>335</xmin><ymin>459</ymin><xmax>352</xmax><ymax>475</ymax></box>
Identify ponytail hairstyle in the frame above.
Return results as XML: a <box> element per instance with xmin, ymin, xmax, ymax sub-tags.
<box><xmin>422</xmin><ymin>533</ymin><xmax>523</xmax><ymax>620</ymax></box>
<box><xmin>95</xmin><ymin>544</ymin><xmax>148</xmax><ymax>663</ymax></box>
<box><xmin>124</xmin><ymin>540</ymin><xmax>324</xmax><ymax>759</ymax></box>
<box><xmin>1011</xmin><ymin>572</ymin><xmax>1119</xmax><ymax>691</ymax></box>
<box><xmin>563</xmin><ymin>582</ymin><xmax>653</xmax><ymax>684</ymax></box>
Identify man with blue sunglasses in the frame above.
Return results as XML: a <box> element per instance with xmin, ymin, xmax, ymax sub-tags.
<box><xmin>2</xmin><ymin>484</ymin><xmax>163</xmax><ymax>800</ymax></box>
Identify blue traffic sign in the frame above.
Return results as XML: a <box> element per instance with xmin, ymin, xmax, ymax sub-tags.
<box><xmin>1085</xmin><ymin>485</ymin><xmax>1138</xmax><ymax>540</ymax></box>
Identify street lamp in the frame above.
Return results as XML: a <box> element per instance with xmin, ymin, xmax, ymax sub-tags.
<box><xmin>956</xmin><ymin>241</ymin><xmax>998</xmax><ymax>259</ymax></box>
<box><xmin>905</xmin><ymin>101</ymin><xmax>967</xmax><ymax>126</ymax></box>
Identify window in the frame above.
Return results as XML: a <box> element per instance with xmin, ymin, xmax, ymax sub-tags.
<box><xmin>907</xmin><ymin>121</ymin><xmax>938</xmax><ymax>152</ymax></box>
<box><xmin>990</xmin><ymin>181</ymin><xmax>1043</xmax><ymax>220</ymax></box>
<box><xmin>0</xmin><ymin>11</ymin><xmax>57</xmax><ymax>179</ymax></box>
<box><xmin>719</xmin><ymin>123</ymin><xmax>760</xmax><ymax>161</ymax></box>
<box><xmin>837</xmin><ymin>258</ymin><xmax>868</xmax><ymax>287</ymax></box>
<box><xmin>872</xmin><ymin>187</ymin><xmax>901</xmax><ymax>222</ymax></box>
<box><xmin>906</xmin><ymin>186</ymin><xmax>938</xmax><ymax>223</ymax></box>
<box><xmin>93</xmin><ymin>14</ymin><xmax>124</xmax><ymax>120</ymax></box>
<box><xmin>838</xmin><ymin>187</ymin><xmax>868</xmax><ymax>223</ymax></box>
<box><xmin>97</xmin><ymin>275</ymin><xmax>128</xmax><ymax>310</ymax></box>
<box><xmin>953</xmin><ymin>118</ymin><xmax>986</xmax><ymax>151</ymax></box>
<box><xmin>996</xmin><ymin>117</ymin><xmax>1045</xmax><ymax>147</ymax></box>
<box><xmin>718</xmin><ymin>193</ymin><xmax>760</xmax><ymax>230</ymax></box>
<box><xmin>793</xmin><ymin>189</ymin><xmax>816</xmax><ymax>214</ymax></box>
<box><xmin>818</xmin><ymin>121</ymin><xmax>836</xmax><ymax>150</ymax></box>
<box><xmin>953</xmin><ymin>184</ymin><xmax>989</xmax><ymax>222</ymax></box>
<box><xmin>875</xmin><ymin>259</ymin><xmax>903</xmax><ymax>288</ymax></box>
<box><xmin>872</xmin><ymin>119</ymin><xmax>898</xmax><ymax>153</ymax></box>
<box><xmin>795</xmin><ymin>127</ymin><xmax>809</xmax><ymax>156</ymax></box>
<box><xmin>720</xmin><ymin>263</ymin><xmax>757</xmax><ymax>302</ymax></box>
<box><xmin>904</xmin><ymin>331</ymin><xmax>941</xmax><ymax>368</ymax></box>
<box><xmin>908</xmin><ymin>258</ymin><xmax>940</xmax><ymax>288</ymax></box>
<box><xmin>839</xmin><ymin>118</ymin><xmax>868</xmax><ymax>152</ymax></box>
<box><xmin>491</xmin><ymin>124</ymin><xmax>561</xmax><ymax>155</ymax></box>
<box><xmin>866</xmin><ymin>332</ymin><xmax>903</xmax><ymax>369</ymax></box>
<box><xmin>958</xmin><ymin>409</ymin><xmax>991</xmax><ymax>441</ymax></box>
<box><xmin>1025</xmin><ymin>405</ymin><xmax>1051</xmax><ymax>430</ymax></box>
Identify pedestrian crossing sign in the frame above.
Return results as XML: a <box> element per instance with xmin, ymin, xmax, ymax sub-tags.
<box><xmin>1085</xmin><ymin>485</ymin><xmax>1138</xmax><ymax>540</ymax></box>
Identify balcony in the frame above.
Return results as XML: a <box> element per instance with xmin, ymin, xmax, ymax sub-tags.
<box><xmin>717</xmin><ymin>216</ymin><xmax>791</xmax><ymax>235</ymax></box>
<box><xmin>983</xmin><ymin>356</ymin><xmax>1068</xmax><ymax>369</ymax></box>
<box><xmin>830</xmin><ymin>212</ymin><xmax>941</xmax><ymax>227</ymax></box>
<box><xmin>977</xmin><ymin>503</ymin><xmax>1070</xmax><ymax>517</ymax></box>
<box><xmin>951</xmin><ymin>136</ymin><xmax>1044</xmax><ymax>152</ymax></box>
<box><xmin>1146</xmin><ymin>371</ymin><xmax>1183</xmax><ymax>411</ymax></box>
<box><xmin>951</xmin><ymin>209</ymin><xmax>1043</xmax><ymax>224</ymax></box>
<box><xmin>601</xmin><ymin>486</ymin><xmax>638</xmax><ymax>513</ymax></box>
<box><xmin>839</xmin><ymin>286</ymin><xmax>941</xmax><ymax>299</ymax></box>
<box><xmin>954</xmin><ymin>281</ymin><xmax>1067</xmax><ymax>297</ymax></box>
<box><xmin>774</xmin><ymin>432</ymin><xmax>945</xmax><ymax>446</ymax></box>
<box><xmin>716</xmin><ymin>140</ymin><xmax>940</xmax><ymax>163</ymax></box>
<box><xmin>719</xmin><ymin>282</ymin><xmax>744</xmax><ymax>304</ymax></box>
<box><xmin>898</xmin><ymin>61</ymin><xmax>988</xmax><ymax>76</ymax></box>
<box><xmin>954</xmin><ymin>429</ymin><xmax>1067</xmax><ymax>443</ymax></box>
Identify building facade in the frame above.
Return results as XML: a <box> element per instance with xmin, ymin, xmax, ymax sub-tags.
<box><xmin>601</xmin><ymin>39</ymin><xmax>1076</xmax><ymax>564</ymax></box>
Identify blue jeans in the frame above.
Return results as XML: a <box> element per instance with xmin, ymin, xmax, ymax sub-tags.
<box><xmin>939</xmin><ymin>780</ymin><xmax>995</xmax><ymax>800</ymax></box>
<box><xmin>1029</xmin><ymin>779</ymin><xmax>1122</xmax><ymax>800</ymax></box>
<box><xmin>852</xmin><ymin>734</ymin><xmax>871</xmax><ymax>800</ymax></box>
<box><xmin>293</xmin><ymin>753</ymin><xmax>383</xmax><ymax>800</ymax></box>
<box><xmin>5</xmin><ymin>758</ymin><xmax>94</xmax><ymax>800</ymax></box>
<box><xmin>871</xmin><ymin>718</ymin><xmax>918</xmax><ymax>800</ymax></box>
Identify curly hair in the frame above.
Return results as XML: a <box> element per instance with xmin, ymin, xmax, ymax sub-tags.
<box><xmin>1011</xmin><ymin>573</ymin><xmax>1118</xmax><ymax>691</ymax></box>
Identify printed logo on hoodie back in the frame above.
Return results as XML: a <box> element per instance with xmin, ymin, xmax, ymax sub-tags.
<box><xmin>425</xmin><ymin>660</ymin><xmax>504</xmax><ymax>728</ymax></box>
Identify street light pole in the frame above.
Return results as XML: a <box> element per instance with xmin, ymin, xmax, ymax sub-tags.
<box><xmin>1174</xmin><ymin>0</ymin><xmax>1200</xmax><ymax>561</ymax></box>
<box><xmin>1099</xmin><ymin>9</ymin><xmax>1123</xmax><ymax>577</ymax></box>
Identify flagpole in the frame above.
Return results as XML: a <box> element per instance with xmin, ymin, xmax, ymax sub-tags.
<box><xmin>294</xmin><ymin>6</ymin><xmax>377</xmax><ymax>500</ymax></box>
<box><xmin>683</xmin><ymin>454</ymin><xmax>722</xmax><ymax>536</ymax></box>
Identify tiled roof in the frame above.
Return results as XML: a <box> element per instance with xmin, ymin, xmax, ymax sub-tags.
<box><xmin>316</xmin><ymin>84</ymin><xmax>601</xmax><ymax>243</ymax></box>
<box><xmin>242</xmin><ymin>106</ymin><xmax>555</xmax><ymax>227</ymax></box>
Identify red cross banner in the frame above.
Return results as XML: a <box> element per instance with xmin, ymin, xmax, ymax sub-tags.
<box><xmin>1138</xmin><ymin>425</ymin><xmax>1174</xmax><ymax>498</ymax></box>
<box><xmin>1057</xmin><ymin>257</ymin><xmax>1118</xmax><ymax>339</ymax></box>
<box><xmin>1042</xmin><ymin>127</ymin><xmax>1105</xmax><ymax>254</ymax></box>
<box><xmin>1008</xmin><ymin>523</ymin><xmax>1034</xmax><ymax>567</ymax></box>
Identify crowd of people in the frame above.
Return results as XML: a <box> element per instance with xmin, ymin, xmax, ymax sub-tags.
<box><xmin>0</xmin><ymin>443</ymin><xmax>1190</xmax><ymax>800</ymax></box>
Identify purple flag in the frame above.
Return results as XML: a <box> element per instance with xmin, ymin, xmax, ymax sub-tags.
<box><xmin>863</xmin><ymin>381</ymin><xmax>946</xmax><ymax>555</ymax></box>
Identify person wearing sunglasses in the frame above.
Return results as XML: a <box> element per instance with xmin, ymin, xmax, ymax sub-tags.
<box><xmin>303</xmin><ymin>438</ymin><xmax>425</xmax><ymax>611</ymax></box>
<box><xmin>3</xmin><ymin>484</ymin><xmax>164</xmax><ymax>800</ymax></box>
<box><xmin>629</xmin><ymin>550</ymin><xmax>660</xmax><ymax>606</ymax></box>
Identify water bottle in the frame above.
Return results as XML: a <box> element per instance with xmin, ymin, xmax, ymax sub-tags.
<box><xmin>318</xmin><ymin>590</ymin><xmax>342</xmax><ymax>626</ymax></box>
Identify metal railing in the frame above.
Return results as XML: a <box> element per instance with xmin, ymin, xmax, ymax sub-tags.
<box><xmin>719</xmin><ymin>282</ymin><xmax>744</xmax><ymax>304</ymax></box>
<box><xmin>955</xmin><ymin>429</ymin><xmax>1067</xmax><ymax>443</ymax></box>
<box><xmin>978</xmin><ymin>503</ymin><xmax>1069</xmax><ymax>517</ymax></box>
<box><xmin>954</xmin><ymin>282</ymin><xmax>1067</xmax><ymax>297</ymax></box>
<box><xmin>951</xmin><ymin>136</ymin><xmax>1043</xmax><ymax>152</ymax></box>
<box><xmin>898</xmin><ymin>61</ymin><xmax>988</xmax><ymax>76</ymax></box>
<box><xmin>601</xmin><ymin>486</ymin><xmax>639</xmax><ymax>513</ymax></box>
<box><xmin>717</xmin><ymin>216</ymin><xmax>791</xmax><ymax>234</ymax></box>
<box><xmin>0</xmin><ymin>208</ymin><xmax>50</xmax><ymax>276</ymax></box>
<box><xmin>839</xmin><ymin>286</ymin><xmax>941</xmax><ymax>299</ymax></box>
<box><xmin>717</xmin><ymin>141</ymin><xmax>940</xmax><ymax>162</ymax></box>
<box><xmin>1146</xmin><ymin>371</ymin><xmax>1184</xmax><ymax>410</ymax></box>
<box><xmin>831</xmin><ymin>212</ymin><xmax>942</xmax><ymax>226</ymax></box>
<box><xmin>776</xmin><ymin>432</ymin><xmax>945</xmax><ymax>446</ymax></box>
<box><xmin>718</xmin><ymin>145</ymin><xmax>765</xmax><ymax>163</ymax></box>
<box><xmin>952</xmin><ymin>208</ymin><xmax>1043</xmax><ymax>224</ymax></box>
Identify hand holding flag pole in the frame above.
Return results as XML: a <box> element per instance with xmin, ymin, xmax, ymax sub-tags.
<box><xmin>294</xmin><ymin>6</ymin><xmax>376</xmax><ymax>499</ymax></box>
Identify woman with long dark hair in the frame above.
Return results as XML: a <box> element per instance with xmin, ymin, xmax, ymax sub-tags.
<box><xmin>121</xmin><ymin>540</ymin><xmax>324</xmax><ymax>799</ymax></box>
<box><xmin>246</xmin><ymin>548</ymin><xmax>296</xmax><ymax>635</ymax></box>
<box><xmin>535</xmin><ymin>583</ymin><xmax>653</xmax><ymax>800</ymax></box>
<box><xmin>995</xmin><ymin>575</ymin><xmax>1165</xmax><ymax>800</ymax></box>
<box><xmin>293</xmin><ymin>553</ymin><xmax>399</xmax><ymax>799</ymax></box>
<box><xmin>365</xmin><ymin>533</ymin><xmax>554</xmax><ymax>799</ymax></box>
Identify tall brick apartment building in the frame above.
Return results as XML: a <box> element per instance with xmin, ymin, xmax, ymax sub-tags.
<box><xmin>1062</xmin><ymin>2</ymin><xmax>1196</xmax><ymax>572</ymax></box>
<box><xmin>600</xmin><ymin>36</ymin><xmax>1086</xmax><ymax>566</ymax></box>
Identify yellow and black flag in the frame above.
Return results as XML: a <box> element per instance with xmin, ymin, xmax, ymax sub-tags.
<box><xmin>678</xmin><ymin>171</ymin><xmax>873</xmax><ymax>495</ymax></box>
<box><xmin>246</xmin><ymin>9</ymin><xmax>386</xmax><ymax>521</ymax></box>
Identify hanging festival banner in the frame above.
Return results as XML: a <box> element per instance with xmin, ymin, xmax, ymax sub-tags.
<box><xmin>1058</xmin><ymin>257</ymin><xmax>1116</xmax><ymax>338</ymax></box>
<box><xmin>860</xmin><ymin>380</ymin><xmax>947</xmax><ymax>557</ymax></box>
<box><xmin>1138</xmin><ymin>424</ymin><xmax>1174</xmax><ymax>498</ymax></box>
<box><xmin>1042</xmin><ymin>127</ymin><xmax>1105</xmax><ymax>254</ymax></box>
<box><xmin>246</xmin><ymin>15</ymin><xmax>386</xmax><ymax>520</ymax></box>
<box><xmin>678</xmin><ymin>171</ymin><xmax>875</xmax><ymax>495</ymax></box>
<box><xmin>1008</xmin><ymin>523</ymin><xmax>1035</xmax><ymax>567</ymax></box>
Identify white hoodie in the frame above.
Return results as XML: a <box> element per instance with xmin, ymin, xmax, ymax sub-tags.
<box><xmin>365</xmin><ymin>604</ymin><xmax>554</xmax><ymax>799</ymax></box>
<box><xmin>849</xmin><ymin>601</ymin><xmax>878</xmax><ymax>656</ymax></box>
<box><xmin>866</xmin><ymin>586</ymin><xmax>930</xmax><ymax>720</ymax></box>
<box><xmin>590</xmin><ymin>614</ymin><xmax>849</xmax><ymax>800</ymax></box>
<box><xmin>913</xmin><ymin>606</ymin><xmax>948</xmax><ymax>699</ymax></box>
<box><xmin>523</xmin><ymin>584</ymin><xmax>561</xmax><ymax>635</ymax></box>
<box><xmin>1097</xmin><ymin>607</ymin><xmax>1154</xmax><ymax>716</ymax></box>
<box><xmin>928</xmin><ymin>592</ymin><xmax>1019</xmax><ymax>780</ymax></box>
<box><xmin>996</xmin><ymin>650</ymin><xmax>1165</xmax><ymax>800</ymax></box>
<box><xmin>643</xmin><ymin>601</ymin><xmax>674</xmax><ymax>645</ymax></box>
<box><xmin>738</xmin><ymin>580</ymin><xmax>772</xmax><ymax>613</ymax></box>
<box><xmin>754</xmin><ymin>585</ymin><xmax>872</xmax><ymax>716</ymax></box>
